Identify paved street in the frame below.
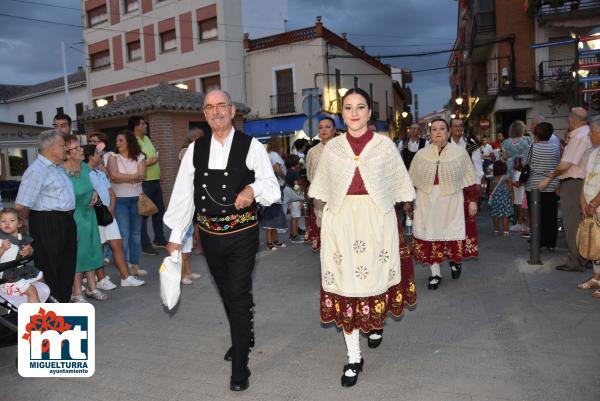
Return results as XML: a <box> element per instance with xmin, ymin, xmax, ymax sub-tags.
<box><xmin>1</xmin><ymin>215</ymin><xmax>599</xmax><ymax>401</ymax></box>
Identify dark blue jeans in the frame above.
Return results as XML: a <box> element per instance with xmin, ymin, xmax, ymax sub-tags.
<box><xmin>141</xmin><ymin>180</ymin><xmax>166</xmax><ymax>247</ymax></box>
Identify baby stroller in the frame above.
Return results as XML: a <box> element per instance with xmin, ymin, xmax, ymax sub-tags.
<box><xmin>0</xmin><ymin>255</ymin><xmax>57</xmax><ymax>347</ymax></box>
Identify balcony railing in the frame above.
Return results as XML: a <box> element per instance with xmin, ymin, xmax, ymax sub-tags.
<box><xmin>472</xmin><ymin>72</ymin><xmax>499</xmax><ymax>96</ymax></box>
<box><xmin>538</xmin><ymin>57</ymin><xmax>597</xmax><ymax>80</ymax></box>
<box><xmin>269</xmin><ymin>92</ymin><xmax>296</xmax><ymax>115</ymax></box>
<box><xmin>537</xmin><ymin>0</ymin><xmax>600</xmax><ymax>17</ymax></box>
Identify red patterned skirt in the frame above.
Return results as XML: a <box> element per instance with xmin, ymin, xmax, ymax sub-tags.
<box><xmin>320</xmin><ymin>228</ymin><xmax>417</xmax><ymax>334</ymax></box>
<box><xmin>413</xmin><ymin>200</ymin><xmax>479</xmax><ymax>265</ymax></box>
<box><xmin>304</xmin><ymin>206</ymin><xmax>321</xmax><ymax>251</ymax></box>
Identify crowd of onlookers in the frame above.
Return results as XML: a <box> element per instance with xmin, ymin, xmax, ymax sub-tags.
<box><xmin>1</xmin><ymin>106</ymin><xmax>599</xmax><ymax>306</ymax></box>
<box><xmin>0</xmin><ymin>113</ymin><xmax>208</xmax><ymax>307</ymax></box>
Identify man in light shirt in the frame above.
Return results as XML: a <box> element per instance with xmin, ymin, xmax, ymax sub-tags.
<box><xmin>164</xmin><ymin>90</ymin><xmax>280</xmax><ymax>392</ymax></box>
<box><xmin>449</xmin><ymin>118</ymin><xmax>484</xmax><ymax>181</ymax></box>
<box><xmin>540</xmin><ymin>107</ymin><xmax>592</xmax><ymax>272</ymax></box>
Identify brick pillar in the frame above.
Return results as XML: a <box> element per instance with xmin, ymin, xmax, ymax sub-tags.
<box><xmin>147</xmin><ymin>112</ymin><xmax>178</xmax><ymax>207</ymax></box>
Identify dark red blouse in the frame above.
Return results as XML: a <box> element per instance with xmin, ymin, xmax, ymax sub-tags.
<box><xmin>346</xmin><ymin>131</ymin><xmax>373</xmax><ymax>195</ymax></box>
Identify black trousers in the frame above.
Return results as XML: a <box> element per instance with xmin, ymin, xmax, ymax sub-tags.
<box><xmin>199</xmin><ymin>225</ymin><xmax>258</xmax><ymax>381</ymax></box>
<box><xmin>526</xmin><ymin>191</ymin><xmax>558</xmax><ymax>248</ymax></box>
<box><xmin>28</xmin><ymin>211</ymin><xmax>77</xmax><ymax>303</ymax></box>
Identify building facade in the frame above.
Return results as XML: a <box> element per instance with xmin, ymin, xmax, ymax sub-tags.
<box><xmin>448</xmin><ymin>0</ymin><xmax>599</xmax><ymax>140</ymax></box>
<box><xmin>243</xmin><ymin>17</ymin><xmax>410</xmax><ymax>139</ymax></box>
<box><xmin>81</xmin><ymin>0</ymin><xmax>287</xmax><ymax>106</ymax></box>
<box><xmin>0</xmin><ymin>70</ymin><xmax>89</xmax><ymax>180</ymax></box>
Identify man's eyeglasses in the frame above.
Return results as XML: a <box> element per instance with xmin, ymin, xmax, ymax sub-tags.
<box><xmin>203</xmin><ymin>103</ymin><xmax>230</xmax><ymax>114</ymax></box>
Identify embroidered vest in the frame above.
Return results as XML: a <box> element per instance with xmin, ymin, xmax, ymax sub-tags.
<box><xmin>193</xmin><ymin>131</ymin><xmax>257</xmax><ymax>233</ymax></box>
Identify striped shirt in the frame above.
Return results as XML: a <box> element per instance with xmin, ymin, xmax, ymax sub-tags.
<box><xmin>16</xmin><ymin>155</ymin><xmax>75</xmax><ymax>211</ymax></box>
<box><xmin>524</xmin><ymin>143</ymin><xmax>560</xmax><ymax>192</ymax></box>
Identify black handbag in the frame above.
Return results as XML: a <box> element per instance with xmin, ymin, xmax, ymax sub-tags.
<box><xmin>519</xmin><ymin>144</ymin><xmax>533</xmax><ymax>184</ymax></box>
<box><xmin>94</xmin><ymin>200</ymin><xmax>114</xmax><ymax>226</ymax></box>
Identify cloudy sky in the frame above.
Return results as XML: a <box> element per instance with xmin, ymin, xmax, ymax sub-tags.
<box><xmin>0</xmin><ymin>0</ymin><xmax>457</xmax><ymax>116</ymax></box>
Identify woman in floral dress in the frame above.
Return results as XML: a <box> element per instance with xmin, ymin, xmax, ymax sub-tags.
<box><xmin>309</xmin><ymin>88</ymin><xmax>416</xmax><ymax>387</ymax></box>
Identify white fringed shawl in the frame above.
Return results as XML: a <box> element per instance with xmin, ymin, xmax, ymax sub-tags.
<box><xmin>308</xmin><ymin>133</ymin><xmax>416</xmax><ymax>215</ymax></box>
<box><xmin>408</xmin><ymin>142</ymin><xmax>478</xmax><ymax>195</ymax></box>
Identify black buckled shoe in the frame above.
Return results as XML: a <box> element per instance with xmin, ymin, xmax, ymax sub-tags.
<box><xmin>341</xmin><ymin>358</ymin><xmax>364</xmax><ymax>387</ymax></box>
<box><xmin>450</xmin><ymin>262</ymin><xmax>462</xmax><ymax>280</ymax></box>
<box><xmin>367</xmin><ymin>329</ymin><xmax>383</xmax><ymax>349</ymax></box>
<box><xmin>428</xmin><ymin>275</ymin><xmax>442</xmax><ymax>290</ymax></box>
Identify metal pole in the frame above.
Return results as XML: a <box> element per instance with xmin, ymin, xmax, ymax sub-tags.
<box><xmin>61</xmin><ymin>42</ymin><xmax>72</xmax><ymax>121</ymax></box>
<box><xmin>574</xmin><ymin>36</ymin><xmax>580</xmax><ymax>107</ymax></box>
<box><xmin>528</xmin><ymin>189</ymin><xmax>542</xmax><ymax>265</ymax></box>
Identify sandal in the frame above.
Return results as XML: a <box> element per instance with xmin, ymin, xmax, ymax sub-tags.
<box><xmin>593</xmin><ymin>289</ymin><xmax>600</xmax><ymax>299</ymax></box>
<box><xmin>85</xmin><ymin>289</ymin><xmax>109</xmax><ymax>301</ymax></box>
<box><xmin>577</xmin><ymin>278</ymin><xmax>600</xmax><ymax>290</ymax></box>
<box><xmin>70</xmin><ymin>294</ymin><xmax>87</xmax><ymax>303</ymax></box>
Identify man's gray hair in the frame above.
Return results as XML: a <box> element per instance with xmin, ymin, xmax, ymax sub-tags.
<box><xmin>38</xmin><ymin>130</ymin><xmax>63</xmax><ymax>152</ymax></box>
<box><xmin>590</xmin><ymin>115</ymin><xmax>600</xmax><ymax>131</ymax></box>
<box><xmin>203</xmin><ymin>89</ymin><xmax>233</xmax><ymax>106</ymax></box>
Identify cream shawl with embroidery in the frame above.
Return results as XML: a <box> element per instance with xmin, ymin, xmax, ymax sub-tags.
<box><xmin>409</xmin><ymin>142</ymin><xmax>478</xmax><ymax>195</ymax></box>
<box><xmin>308</xmin><ymin>133</ymin><xmax>416</xmax><ymax>215</ymax></box>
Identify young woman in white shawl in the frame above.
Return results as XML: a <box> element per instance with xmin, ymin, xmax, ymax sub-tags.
<box><xmin>309</xmin><ymin>88</ymin><xmax>416</xmax><ymax>387</ymax></box>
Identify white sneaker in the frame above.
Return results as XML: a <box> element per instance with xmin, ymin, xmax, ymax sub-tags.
<box><xmin>121</xmin><ymin>275</ymin><xmax>145</xmax><ymax>287</ymax></box>
<box><xmin>509</xmin><ymin>224</ymin><xmax>523</xmax><ymax>232</ymax></box>
<box><xmin>97</xmin><ymin>277</ymin><xmax>117</xmax><ymax>291</ymax></box>
<box><xmin>181</xmin><ymin>276</ymin><xmax>193</xmax><ymax>285</ymax></box>
<box><xmin>189</xmin><ymin>272</ymin><xmax>202</xmax><ymax>279</ymax></box>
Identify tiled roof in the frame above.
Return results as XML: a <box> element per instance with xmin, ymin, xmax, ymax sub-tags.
<box><xmin>0</xmin><ymin>71</ymin><xmax>86</xmax><ymax>102</ymax></box>
<box><xmin>0</xmin><ymin>85</ymin><xmax>30</xmax><ymax>102</ymax></box>
<box><xmin>82</xmin><ymin>82</ymin><xmax>250</xmax><ymax>121</ymax></box>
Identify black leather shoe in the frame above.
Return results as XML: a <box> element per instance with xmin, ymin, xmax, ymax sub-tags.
<box><xmin>367</xmin><ymin>329</ymin><xmax>383</xmax><ymax>349</ymax></box>
<box><xmin>450</xmin><ymin>262</ymin><xmax>462</xmax><ymax>280</ymax></box>
<box><xmin>230</xmin><ymin>377</ymin><xmax>249</xmax><ymax>391</ymax></box>
<box><xmin>428</xmin><ymin>275</ymin><xmax>442</xmax><ymax>290</ymax></box>
<box><xmin>341</xmin><ymin>358</ymin><xmax>364</xmax><ymax>387</ymax></box>
<box><xmin>224</xmin><ymin>347</ymin><xmax>233</xmax><ymax>361</ymax></box>
<box><xmin>230</xmin><ymin>368</ymin><xmax>251</xmax><ymax>391</ymax></box>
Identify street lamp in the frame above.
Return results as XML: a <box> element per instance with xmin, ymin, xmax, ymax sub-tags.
<box><xmin>455</xmin><ymin>96</ymin><xmax>464</xmax><ymax>106</ymax></box>
<box><xmin>450</xmin><ymin>113</ymin><xmax>456</xmax><ymax>119</ymax></box>
<box><xmin>338</xmin><ymin>87</ymin><xmax>348</xmax><ymax>97</ymax></box>
<box><xmin>95</xmin><ymin>98</ymin><xmax>108</xmax><ymax>107</ymax></box>
<box><xmin>175</xmin><ymin>83</ymin><xmax>188</xmax><ymax>90</ymax></box>
<box><xmin>401</xmin><ymin>111</ymin><xmax>408</xmax><ymax>118</ymax></box>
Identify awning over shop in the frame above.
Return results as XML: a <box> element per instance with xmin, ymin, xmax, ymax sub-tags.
<box><xmin>243</xmin><ymin>115</ymin><xmax>307</xmax><ymax>136</ymax></box>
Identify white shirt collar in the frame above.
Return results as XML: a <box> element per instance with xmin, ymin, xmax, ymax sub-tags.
<box><xmin>212</xmin><ymin>127</ymin><xmax>236</xmax><ymax>148</ymax></box>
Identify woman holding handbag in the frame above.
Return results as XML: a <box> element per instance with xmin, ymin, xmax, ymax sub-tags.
<box><xmin>523</xmin><ymin>122</ymin><xmax>560</xmax><ymax>250</ymax></box>
<box><xmin>107</xmin><ymin>130</ymin><xmax>147</xmax><ymax>277</ymax></box>
<box><xmin>577</xmin><ymin>116</ymin><xmax>600</xmax><ymax>299</ymax></box>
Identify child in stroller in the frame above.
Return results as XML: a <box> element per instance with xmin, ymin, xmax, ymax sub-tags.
<box><xmin>0</xmin><ymin>208</ymin><xmax>50</xmax><ymax>307</ymax></box>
